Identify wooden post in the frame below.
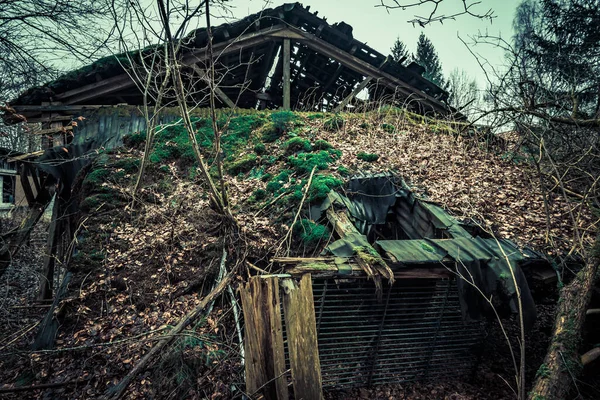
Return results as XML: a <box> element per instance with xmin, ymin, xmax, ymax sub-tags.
<box><xmin>38</xmin><ymin>196</ymin><xmax>61</xmax><ymax>300</ymax></box>
<box><xmin>239</xmin><ymin>276</ymin><xmax>288</xmax><ymax>400</ymax></box>
<box><xmin>283</xmin><ymin>38</ymin><xmax>291</xmax><ymax>110</ymax></box>
<box><xmin>281</xmin><ymin>274</ymin><xmax>323</xmax><ymax>400</ymax></box>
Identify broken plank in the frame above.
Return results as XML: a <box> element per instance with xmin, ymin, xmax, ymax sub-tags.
<box><xmin>29</xmin><ymin>126</ymin><xmax>73</xmax><ymax>136</ymax></box>
<box><xmin>239</xmin><ymin>276</ymin><xmax>288</xmax><ymax>400</ymax></box>
<box><xmin>7</xmin><ymin>151</ymin><xmax>44</xmax><ymax>163</ymax></box>
<box><xmin>281</xmin><ymin>274</ymin><xmax>323</xmax><ymax>400</ymax></box>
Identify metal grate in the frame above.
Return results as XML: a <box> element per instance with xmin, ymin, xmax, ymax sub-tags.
<box><xmin>311</xmin><ymin>278</ymin><xmax>483</xmax><ymax>388</ymax></box>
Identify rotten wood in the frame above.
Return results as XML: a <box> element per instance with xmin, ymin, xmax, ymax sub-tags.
<box><xmin>19</xmin><ymin>164</ymin><xmax>35</xmax><ymax>206</ymax></box>
<box><xmin>274</xmin><ymin>257</ymin><xmax>451</xmax><ymax>279</ymax></box>
<box><xmin>528</xmin><ymin>235</ymin><xmax>600</xmax><ymax>400</ymax></box>
<box><xmin>281</xmin><ymin>274</ymin><xmax>323</xmax><ymax>400</ymax></box>
<box><xmin>30</xmin><ymin>125</ymin><xmax>73</xmax><ymax>136</ymax></box>
<box><xmin>325</xmin><ymin>208</ymin><xmax>394</xmax><ymax>295</ymax></box>
<box><xmin>333</xmin><ymin>76</ymin><xmax>373</xmax><ymax>112</ymax></box>
<box><xmin>239</xmin><ymin>276</ymin><xmax>288</xmax><ymax>400</ymax></box>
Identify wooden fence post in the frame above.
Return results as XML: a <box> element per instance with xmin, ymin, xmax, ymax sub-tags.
<box><xmin>239</xmin><ymin>276</ymin><xmax>289</xmax><ymax>400</ymax></box>
<box><xmin>281</xmin><ymin>274</ymin><xmax>323</xmax><ymax>400</ymax></box>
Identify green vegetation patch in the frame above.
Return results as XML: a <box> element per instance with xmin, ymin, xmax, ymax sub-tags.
<box><xmin>284</xmin><ymin>137</ymin><xmax>312</xmax><ymax>153</ymax></box>
<box><xmin>293</xmin><ymin>219</ymin><xmax>331</xmax><ymax>245</ymax></box>
<box><xmin>266</xmin><ymin>170</ymin><xmax>293</xmax><ymax>193</ymax></box>
<box><xmin>227</xmin><ymin>153</ymin><xmax>257</xmax><ymax>175</ymax></box>
<box><xmin>357</xmin><ymin>151</ymin><xmax>379</xmax><ymax>162</ymax></box>
<box><xmin>313</xmin><ymin>139</ymin><xmax>333</xmax><ymax>150</ymax></box>
<box><xmin>308</xmin><ymin>175</ymin><xmax>343</xmax><ymax>202</ymax></box>
<box><xmin>382</xmin><ymin>123</ymin><xmax>396</xmax><ymax>133</ymax></box>
<box><xmin>288</xmin><ymin>149</ymin><xmax>340</xmax><ymax>173</ymax></box>
<box><xmin>324</xmin><ymin>114</ymin><xmax>345</xmax><ymax>131</ymax></box>
<box><xmin>123</xmin><ymin>132</ymin><xmax>146</xmax><ymax>147</ymax></box>
<box><xmin>253</xmin><ymin>142</ymin><xmax>266</xmax><ymax>155</ymax></box>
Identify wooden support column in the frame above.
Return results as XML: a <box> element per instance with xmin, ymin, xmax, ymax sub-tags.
<box><xmin>19</xmin><ymin>164</ymin><xmax>35</xmax><ymax>206</ymax></box>
<box><xmin>239</xmin><ymin>276</ymin><xmax>288</xmax><ymax>400</ymax></box>
<box><xmin>38</xmin><ymin>196</ymin><xmax>61</xmax><ymax>300</ymax></box>
<box><xmin>281</xmin><ymin>274</ymin><xmax>323</xmax><ymax>400</ymax></box>
<box><xmin>282</xmin><ymin>38</ymin><xmax>291</xmax><ymax>110</ymax></box>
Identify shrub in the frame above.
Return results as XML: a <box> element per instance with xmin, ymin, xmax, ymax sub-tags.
<box><xmin>357</xmin><ymin>152</ymin><xmax>379</xmax><ymax>162</ymax></box>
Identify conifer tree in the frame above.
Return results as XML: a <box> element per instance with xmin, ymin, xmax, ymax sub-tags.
<box><xmin>390</xmin><ymin>37</ymin><xmax>411</xmax><ymax>64</ymax></box>
<box><xmin>413</xmin><ymin>32</ymin><xmax>445</xmax><ymax>87</ymax></box>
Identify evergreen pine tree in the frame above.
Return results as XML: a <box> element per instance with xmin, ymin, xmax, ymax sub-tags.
<box><xmin>390</xmin><ymin>37</ymin><xmax>411</xmax><ymax>64</ymax></box>
<box><xmin>413</xmin><ymin>32</ymin><xmax>445</xmax><ymax>87</ymax></box>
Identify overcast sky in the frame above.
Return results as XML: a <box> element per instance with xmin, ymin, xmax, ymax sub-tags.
<box><xmin>213</xmin><ymin>0</ymin><xmax>519</xmax><ymax>89</ymax></box>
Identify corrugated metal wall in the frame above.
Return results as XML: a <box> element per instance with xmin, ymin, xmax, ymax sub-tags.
<box><xmin>300</xmin><ymin>278</ymin><xmax>484</xmax><ymax>389</ymax></box>
<box><xmin>71</xmin><ymin>107</ymin><xmax>180</xmax><ymax>149</ymax></box>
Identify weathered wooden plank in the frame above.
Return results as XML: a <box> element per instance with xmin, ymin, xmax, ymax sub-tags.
<box><xmin>283</xmin><ymin>38</ymin><xmax>291</xmax><ymax>110</ymax></box>
<box><xmin>239</xmin><ymin>276</ymin><xmax>288</xmax><ymax>400</ymax></box>
<box><xmin>281</xmin><ymin>274</ymin><xmax>323</xmax><ymax>400</ymax></box>
<box><xmin>30</xmin><ymin>126</ymin><xmax>73</xmax><ymax>136</ymax></box>
<box><xmin>333</xmin><ymin>76</ymin><xmax>373</xmax><ymax>112</ymax></box>
<box><xmin>325</xmin><ymin>208</ymin><xmax>395</xmax><ymax>292</ymax></box>
<box><xmin>190</xmin><ymin>64</ymin><xmax>237</xmax><ymax>109</ymax></box>
<box><xmin>280</xmin><ymin>260</ymin><xmax>452</xmax><ymax>279</ymax></box>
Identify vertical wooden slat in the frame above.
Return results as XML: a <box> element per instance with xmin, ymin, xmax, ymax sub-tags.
<box><xmin>282</xmin><ymin>274</ymin><xmax>323</xmax><ymax>400</ymax></box>
<box><xmin>239</xmin><ymin>276</ymin><xmax>288</xmax><ymax>400</ymax></box>
<box><xmin>283</xmin><ymin>38</ymin><xmax>291</xmax><ymax>110</ymax></box>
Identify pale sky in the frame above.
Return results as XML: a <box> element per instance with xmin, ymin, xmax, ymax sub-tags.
<box><xmin>214</xmin><ymin>0</ymin><xmax>520</xmax><ymax>89</ymax></box>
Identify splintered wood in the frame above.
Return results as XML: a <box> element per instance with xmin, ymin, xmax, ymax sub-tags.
<box><xmin>239</xmin><ymin>277</ymin><xmax>288</xmax><ymax>400</ymax></box>
<box><xmin>281</xmin><ymin>274</ymin><xmax>323</xmax><ymax>400</ymax></box>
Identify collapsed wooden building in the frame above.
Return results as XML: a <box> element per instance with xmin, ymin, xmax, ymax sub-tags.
<box><xmin>0</xmin><ymin>3</ymin><xmax>556</xmax><ymax>399</ymax></box>
<box><xmin>4</xmin><ymin>2</ymin><xmax>452</xmax><ymax>149</ymax></box>
<box><xmin>242</xmin><ymin>173</ymin><xmax>550</xmax><ymax>398</ymax></box>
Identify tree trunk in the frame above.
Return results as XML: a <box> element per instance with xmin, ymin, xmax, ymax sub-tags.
<box><xmin>528</xmin><ymin>235</ymin><xmax>600</xmax><ymax>400</ymax></box>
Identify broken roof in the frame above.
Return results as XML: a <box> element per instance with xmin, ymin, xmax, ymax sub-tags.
<box><xmin>10</xmin><ymin>2</ymin><xmax>451</xmax><ymax>118</ymax></box>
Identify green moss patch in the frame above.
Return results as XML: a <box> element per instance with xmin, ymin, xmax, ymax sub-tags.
<box><xmin>227</xmin><ymin>153</ymin><xmax>257</xmax><ymax>175</ymax></box>
<box><xmin>293</xmin><ymin>219</ymin><xmax>331</xmax><ymax>245</ymax></box>
<box><xmin>288</xmin><ymin>149</ymin><xmax>340</xmax><ymax>173</ymax></box>
<box><xmin>284</xmin><ymin>137</ymin><xmax>312</xmax><ymax>153</ymax></box>
<box><xmin>308</xmin><ymin>175</ymin><xmax>343</xmax><ymax>202</ymax></box>
<box><xmin>357</xmin><ymin>152</ymin><xmax>379</xmax><ymax>162</ymax></box>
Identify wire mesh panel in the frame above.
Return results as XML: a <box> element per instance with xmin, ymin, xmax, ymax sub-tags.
<box><xmin>312</xmin><ymin>278</ymin><xmax>483</xmax><ymax>388</ymax></box>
